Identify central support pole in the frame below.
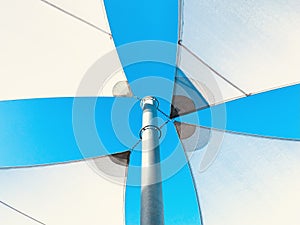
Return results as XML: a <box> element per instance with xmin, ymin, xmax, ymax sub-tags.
<box><xmin>140</xmin><ymin>96</ymin><xmax>164</xmax><ymax>225</ymax></box>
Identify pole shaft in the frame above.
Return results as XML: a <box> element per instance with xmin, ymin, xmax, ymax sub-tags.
<box><xmin>140</xmin><ymin>97</ymin><xmax>164</xmax><ymax>225</ymax></box>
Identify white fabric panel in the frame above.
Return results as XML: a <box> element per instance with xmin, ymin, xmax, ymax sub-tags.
<box><xmin>48</xmin><ymin>0</ymin><xmax>110</xmax><ymax>30</ymax></box>
<box><xmin>181</xmin><ymin>0</ymin><xmax>300</xmax><ymax>102</ymax></box>
<box><xmin>178</xmin><ymin>46</ymin><xmax>243</xmax><ymax>105</ymax></box>
<box><xmin>0</xmin><ymin>0</ymin><xmax>128</xmax><ymax>100</ymax></box>
<box><xmin>188</xmin><ymin>131</ymin><xmax>300</xmax><ymax>225</ymax></box>
<box><xmin>0</xmin><ymin>159</ymin><xmax>127</xmax><ymax>225</ymax></box>
<box><xmin>0</xmin><ymin>204</ymin><xmax>37</xmax><ymax>225</ymax></box>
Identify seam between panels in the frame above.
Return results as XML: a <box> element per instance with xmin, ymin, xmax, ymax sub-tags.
<box><xmin>171</xmin><ymin>81</ymin><xmax>300</xmax><ymax>120</ymax></box>
<box><xmin>0</xmin><ymin>134</ymin><xmax>141</xmax><ymax>170</ymax></box>
<box><xmin>177</xmin><ymin>0</ymin><xmax>184</xmax><ymax>67</ymax></box>
<box><xmin>0</xmin><ymin>200</ymin><xmax>46</xmax><ymax>225</ymax></box>
<box><xmin>178</xmin><ymin>42</ymin><xmax>249</xmax><ymax>97</ymax></box>
<box><xmin>177</xmin><ymin>137</ymin><xmax>205</xmax><ymax>225</ymax></box>
<box><xmin>186</xmin><ymin>160</ymin><xmax>205</xmax><ymax>225</ymax></box>
<box><xmin>101</xmin><ymin>1</ymin><xmax>138</xmax><ymax>99</ymax></box>
<box><xmin>194</xmin><ymin>81</ymin><xmax>300</xmax><ymax>116</ymax></box>
<box><xmin>177</xmin><ymin>43</ymin><xmax>300</xmax><ymax>101</ymax></box>
<box><xmin>122</xmin><ymin>153</ymin><xmax>131</xmax><ymax>225</ymax></box>
<box><xmin>40</xmin><ymin>0</ymin><xmax>112</xmax><ymax>36</ymax></box>
<box><xmin>242</xmin><ymin>82</ymin><xmax>300</xmax><ymax>98</ymax></box>
<box><xmin>176</xmin><ymin>122</ymin><xmax>300</xmax><ymax>142</ymax></box>
<box><xmin>0</xmin><ymin>151</ymin><xmax>132</xmax><ymax>170</ymax></box>
<box><xmin>100</xmin><ymin>0</ymin><xmax>113</xmax><ymax>38</ymax></box>
<box><xmin>168</xmin><ymin>0</ymin><xmax>185</xmax><ymax>117</ymax></box>
<box><xmin>170</xmin><ymin>93</ymin><xmax>246</xmax><ymax>120</ymax></box>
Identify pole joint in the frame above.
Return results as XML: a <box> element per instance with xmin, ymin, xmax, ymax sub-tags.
<box><xmin>140</xmin><ymin>96</ymin><xmax>159</xmax><ymax>109</ymax></box>
<box><xmin>139</xmin><ymin>125</ymin><xmax>162</xmax><ymax>139</ymax></box>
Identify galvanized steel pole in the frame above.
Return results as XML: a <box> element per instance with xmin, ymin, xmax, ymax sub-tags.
<box><xmin>140</xmin><ymin>96</ymin><xmax>164</xmax><ymax>225</ymax></box>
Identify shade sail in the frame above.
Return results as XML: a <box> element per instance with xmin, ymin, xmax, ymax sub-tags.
<box><xmin>0</xmin><ymin>152</ymin><xmax>130</xmax><ymax>225</ymax></box>
<box><xmin>0</xmin><ymin>0</ymin><xmax>131</xmax><ymax>100</ymax></box>
<box><xmin>0</xmin><ymin>97</ymin><xmax>137</xmax><ymax>167</ymax></box>
<box><xmin>175</xmin><ymin>45</ymin><xmax>244</xmax><ymax>109</ymax></box>
<box><xmin>176</xmin><ymin>123</ymin><xmax>300</xmax><ymax>225</ymax></box>
<box><xmin>0</xmin><ymin>203</ymin><xmax>38</xmax><ymax>225</ymax></box>
<box><xmin>179</xmin><ymin>0</ymin><xmax>300</xmax><ymax>105</ymax></box>
<box><xmin>178</xmin><ymin>83</ymin><xmax>300</xmax><ymax>140</ymax></box>
<box><xmin>104</xmin><ymin>0</ymin><xmax>178</xmax><ymax>109</ymax></box>
<box><xmin>1</xmin><ymin>0</ymin><xmax>300</xmax><ymax>225</ymax></box>
<box><xmin>125</xmin><ymin>122</ymin><xmax>203</xmax><ymax>225</ymax></box>
<box><xmin>170</xmin><ymin>69</ymin><xmax>210</xmax><ymax>118</ymax></box>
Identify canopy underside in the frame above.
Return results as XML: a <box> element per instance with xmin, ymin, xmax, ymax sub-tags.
<box><xmin>175</xmin><ymin>0</ymin><xmax>300</xmax><ymax>114</ymax></box>
<box><xmin>0</xmin><ymin>0</ymin><xmax>131</xmax><ymax>100</ymax></box>
<box><xmin>1</xmin><ymin>1</ymin><xmax>300</xmax><ymax>225</ymax></box>
<box><xmin>175</xmin><ymin>122</ymin><xmax>300</xmax><ymax>225</ymax></box>
<box><xmin>0</xmin><ymin>152</ymin><xmax>130</xmax><ymax>225</ymax></box>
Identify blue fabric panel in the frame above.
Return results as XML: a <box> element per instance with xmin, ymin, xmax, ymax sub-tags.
<box><xmin>171</xmin><ymin>69</ymin><xmax>210</xmax><ymax>118</ymax></box>
<box><xmin>125</xmin><ymin>122</ymin><xmax>202</xmax><ymax>225</ymax></box>
<box><xmin>104</xmin><ymin>0</ymin><xmax>178</xmax><ymax>45</ymax></box>
<box><xmin>181</xmin><ymin>84</ymin><xmax>300</xmax><ymax>140</ymax></box>
<box><xmin>0</xmin><ymin>97</ymin><xmax>137</xmax><ymax>167</ymax></box>
<box><xmin>104</xmin><ymin>0</ymin><xmax>179</xmax><ymax>112</ymax></box>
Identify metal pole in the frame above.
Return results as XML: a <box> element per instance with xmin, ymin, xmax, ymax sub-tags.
<box><xmin>140</xmin><ymin>96</ymin><xmax>164</xmax><ymax>225</ymax></box>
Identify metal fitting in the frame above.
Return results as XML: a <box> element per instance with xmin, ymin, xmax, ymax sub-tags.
<box><xmin>139</xmin><ymin>125</ymin><xmax>162</xmax><ymax>139</ymax></box>
<box><xmin>140</xmin><ymin>96</ymin><xmax>159</xmax><ymax>109</ymax></box>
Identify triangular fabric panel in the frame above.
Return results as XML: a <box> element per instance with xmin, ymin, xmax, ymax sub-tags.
<box><xmin>170</xmin><ymin>69</ymin><xmax>209</xmax><ymax>118</ymax></box>
<box><xmin>174</xmin><ymin>122</ymin><xmax>211</xmax><ymax>153</ymax></box>
<box><xmin>177</xmin><ymin>45</ymin><xmax>244</xmax><ymax>106</ymax></box>
<box><xmin>0</xmin><ymin>97</ymin><xmax>137</xmax><ymax>167</ymax></box>
<box><xmin>0</xmin><ymin>0</ymin><xmax>131</xmax><ymax>100</ymax></box>
<box><xmin>180</xmin><ymin>0</ymin><xmax>300</xmax><ymax>103</ymax></box>
<box><xmin>89</xmin><ymin>151</ymin><xmax>131</xmax><ymax>184</ymax></box>
<box><xmin>0</xmin><ymin>152</ymin><xmax>130</xmax><ymax>225</ymax></box>
<box><xmin>177</xmin><ymin>84</ymin><xmax>300</xmax><ymax>140</ymax></box>
<box><xmin>124</xmin><ymin>122</ymin><xmax>203</xmax><ymax>225</ymax></box>
<box><xmin>46</xmin><ymin>0</ymin><xmax>110</xmax><ymax>30</ymax></box>
<box><xmin>177</xmin><ymin>123</ymin><xmax>300</xmax><ymax>225</ymax></box>
<box><xmin>0</xmin><ymin>203</ymin><xmax>38</xmax><ymax>225</ymax></box>
<box><xmin>103</xmin><ymin>0</ymin><xmax>178</xmax><ymax>111</ymax></box>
